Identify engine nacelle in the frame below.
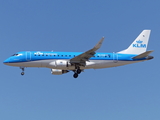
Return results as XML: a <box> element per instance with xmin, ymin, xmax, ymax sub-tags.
<box><xmin>51</xmin><ymin>69</ymin><xmax>69</xmax><ymax>75</ymax></box>
<box><xmin>55</xmin><ymin>60</ymin><xmax>68</xmax><ymax>67</ymax></box>
<box><xmin>51</xmin><ymin>60</ymin><xmax>72</xmax><ymax>69</ymax></box>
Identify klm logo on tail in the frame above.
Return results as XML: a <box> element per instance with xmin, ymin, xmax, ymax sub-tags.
<box><xmin>133</xmin><ymin>40</ymin><xmax>146</xmax><ymax>48</ymax></box>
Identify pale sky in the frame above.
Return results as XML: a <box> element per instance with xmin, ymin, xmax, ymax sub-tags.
<box><xmin>0</xmin><ymin>0</ymin><xmax>159</xmax><ymax>120</ymax></box>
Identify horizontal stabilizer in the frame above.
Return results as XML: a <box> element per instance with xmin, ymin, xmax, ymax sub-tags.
<box><xmin>132</xmin><ymin>50</ymin><xmax>153</xmax><ymax>59</ymax></box>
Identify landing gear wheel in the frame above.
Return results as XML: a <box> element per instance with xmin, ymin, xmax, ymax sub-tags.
<box><xmin>77</xmin><ymin>69</ymin><xmax>81</xmax><ymax>74</ymax></box>
<box><xmin>20</xmin><ymin>67</ymin><xmax>25</xmax><ymax>76</ymax></box>
<box><xmin>21</xmin><ymin>72</ymin><xmax>24</xmax><ymax>76</ymax></box>
<box><xmin>73</xmin><ymin>73</ymin><xmax>78</xmax><ymax>78</ymax></box>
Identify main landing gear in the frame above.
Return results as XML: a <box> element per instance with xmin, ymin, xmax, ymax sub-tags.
<box><xmin>20</xmin><ymin>67</ymin><xmax>25</xmax><ymax>76</ymax></box>
<box><xmin>73</xmin><ymin>66</ymin><xmax>82</xmax><ymax>78</ymax></box>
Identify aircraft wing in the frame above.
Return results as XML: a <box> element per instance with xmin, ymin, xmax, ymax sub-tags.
<box><xmin>70</xmin><ymin>37</ymin><xmax>104</xmax><ymax>66</ymax></box>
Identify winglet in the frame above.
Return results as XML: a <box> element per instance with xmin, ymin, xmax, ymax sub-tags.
<box><xmin>93</xmin><ymin>37</ymin><xmax>105</xmax><ymax>51</ymax></box>
<box><xmin>70</xmin><ymin>37</ymin><xmax>105</xmax><ymax>64</ymax></box>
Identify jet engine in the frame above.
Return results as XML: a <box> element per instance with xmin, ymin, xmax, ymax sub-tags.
<box><xmin>55</xmin><ymin>60</ymin><xmax>71</xmax><ymax>67</ymax></box>
<box><xmin>49</xmin><ymin>60</ymin><xmax>72</xmax><ymax>69</ymax></box>
<box><xmin>51</xmin><ymin>69</ymin><xmax>69</xmax><ymax>75</ymax></box>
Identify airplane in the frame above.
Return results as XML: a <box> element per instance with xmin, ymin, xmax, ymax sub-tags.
<box><xmin>3</xmin><ymin>30</ymin><xmax>154</xmax><ymax>78</ymax></box>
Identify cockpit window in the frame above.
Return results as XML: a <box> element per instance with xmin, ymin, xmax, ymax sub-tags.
<box><xmin>12</xmin><ymin>54</ymin><xmax>22</xmax><ymax>56</ymax></box>
<box><xmin>12</xmin><ymin>54</ymin><xmax>18</xmax><ymax>56</ymax></box>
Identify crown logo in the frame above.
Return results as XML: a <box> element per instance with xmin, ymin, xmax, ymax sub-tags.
<box><xmin>136</xmin><ymin>40</ymin><xmax>143</xmax><ymax>44</ymax></box>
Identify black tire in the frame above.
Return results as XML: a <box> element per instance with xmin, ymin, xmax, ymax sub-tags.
<box><xmin>73</xmin><ymin>73</ymin><xmax>78</xmax><ymax>78</ymax></box>
<box><xmin>77</xmin><ymin>69</ymin><xmax>81</xmax><ymax>74</ymax></box>
<box><xmin>21</xmin><ymin>72</ymin><xmax>24</xmax><ymax>75</ymax></box>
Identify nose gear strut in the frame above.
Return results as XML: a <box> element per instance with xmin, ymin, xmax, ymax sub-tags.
<box><xmin>20</xmin><ymin>67</ymin><xmax>25</xmax><ymax>75</ymax></box>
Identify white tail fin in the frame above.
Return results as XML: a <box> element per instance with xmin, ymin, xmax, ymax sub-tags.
<box><xmin>118</xmin><ymin>30</ymin><xmax>151</xmax><ymax>54</ymax></box>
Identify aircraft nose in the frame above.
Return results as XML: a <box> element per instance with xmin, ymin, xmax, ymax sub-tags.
<box><xmin>3</xmin><ymin>58</ymin><xmax>10</xmax><ymax>65</ymax></box>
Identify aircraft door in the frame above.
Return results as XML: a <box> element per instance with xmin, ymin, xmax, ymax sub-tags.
<box><xmin>113</xmin><ymin>52</ymin><xmax>118</xmax><ymax>63</ymax></box>
<box><xmin>26</xmin><ymin>51</ymin><xmax>31</xmax><ymax>61</ymax></box>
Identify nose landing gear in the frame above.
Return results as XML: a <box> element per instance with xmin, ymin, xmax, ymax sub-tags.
<box><xmin>21</xmin><ymin>72</ymin><xmax>24</xmax><ymax>75</ymax></box>
<box><xmin>20</xmin><ymin>67</ymin><xmax>25</xmax><ymax>76</ymax></box>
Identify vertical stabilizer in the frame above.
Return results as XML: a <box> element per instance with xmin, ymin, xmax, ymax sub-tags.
<box><xmin>118</xmin><ymin>30</ymin><xmax>151</xmax><ymax>54</ymax></box>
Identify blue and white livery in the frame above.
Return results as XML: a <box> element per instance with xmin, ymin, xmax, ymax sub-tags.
<box><xmin>3</xmin><ymin>30</ymin><xmax>154</xmax><ymax>78</ymax></box>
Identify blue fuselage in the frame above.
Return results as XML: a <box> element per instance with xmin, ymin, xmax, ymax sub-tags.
<box><xmin>3</xmin><ymin>51</ymin><xmax>145</xmax><ymax>64</ymax></box>
<box><xmin>3</xmin><ymin>51</ymin><xmax>148</xmax><ymax>71</ymax></box>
